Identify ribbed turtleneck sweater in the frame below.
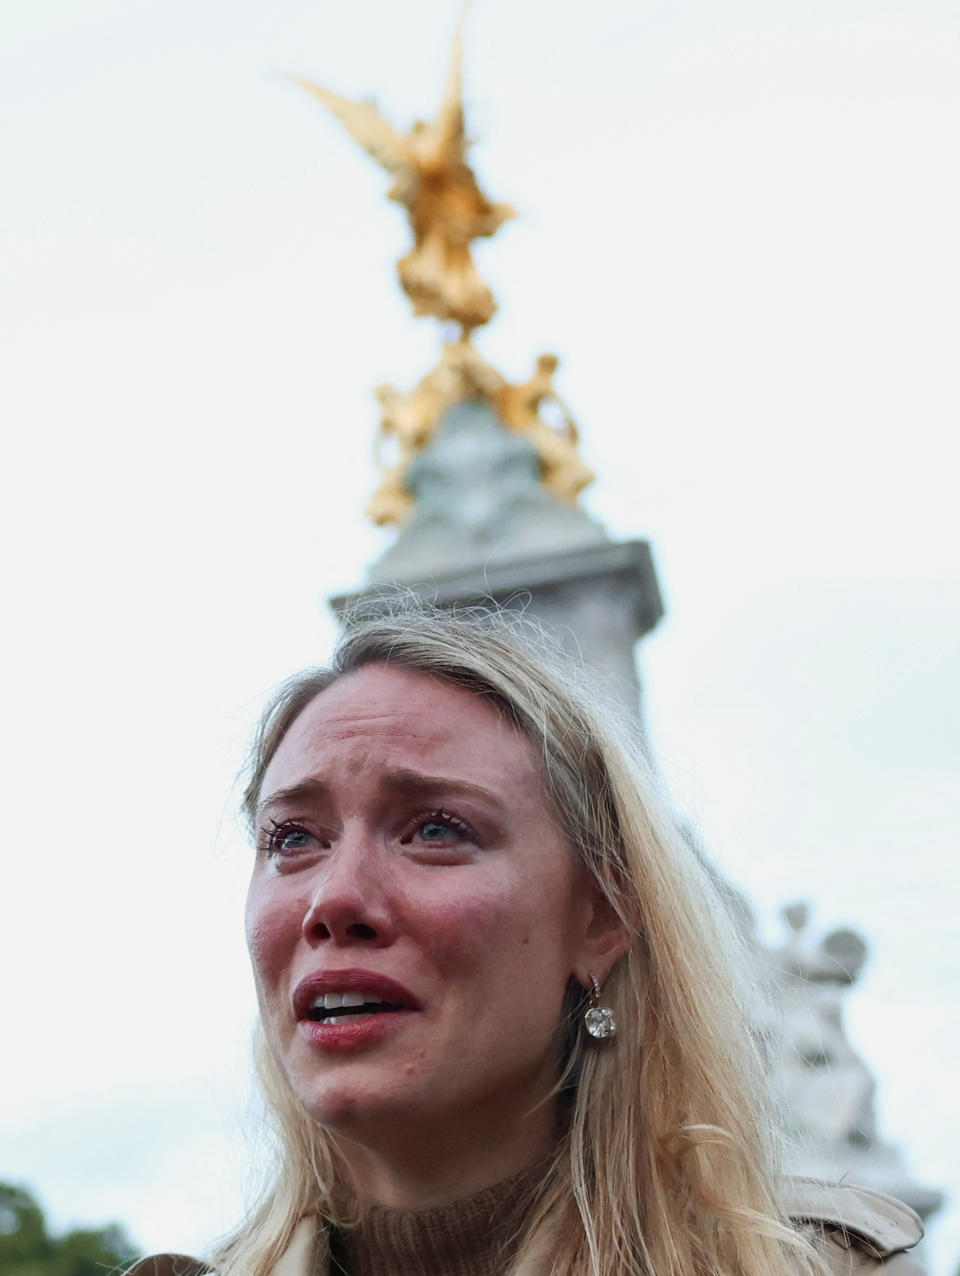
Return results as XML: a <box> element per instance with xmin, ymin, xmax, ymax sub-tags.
<box><xmin>330</xmin><ymin>1165</ymin><xmax>538</xmax><ymax>1276</ymax></box>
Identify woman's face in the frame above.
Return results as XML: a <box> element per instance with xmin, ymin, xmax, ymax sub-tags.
<box><xmin>245</xmin><ymin>663</ymin><xmax>609</xmax><ymax>1156</ymax></box>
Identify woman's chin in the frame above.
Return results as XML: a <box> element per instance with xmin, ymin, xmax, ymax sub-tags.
<box><xmin>291</xmin><ymin>1070</ymin><xmax>429</xmax><ymax>1142</ymax></box>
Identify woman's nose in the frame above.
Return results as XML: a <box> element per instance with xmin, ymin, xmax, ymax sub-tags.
<box><xmin>301</xmin><ymin>838</ymin><xmax>396</xmax><ymax>947</ymax></box>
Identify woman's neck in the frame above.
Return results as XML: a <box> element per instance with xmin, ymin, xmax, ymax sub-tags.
<box><xmin>333</xmin><ymin>1158</ymin><xmax>548</xmax><ymax>1276</ymax></box>
<box><xmin>334</xmin><ymin>1096</ymin><xmax>558</xmax><ymax>1210</ymax></box>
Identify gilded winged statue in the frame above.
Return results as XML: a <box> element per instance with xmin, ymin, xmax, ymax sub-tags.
<box><xmin>296</xmin><ymin>17</ymin><xmax>514</xmax><ymax>333</ymax></box>
<box><xmin>294</xmin><ymin>14</ymin><xmax>594</xmax><ymax>526</ymax></box>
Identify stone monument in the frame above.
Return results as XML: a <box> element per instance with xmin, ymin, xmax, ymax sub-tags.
<box><xmin>298</xmin><ymin>14</ymin><xmax>942</xmax><ymax>1229</ymax></box>
<box><xmin>768</xmin><ymin>905</ymin><xmax>941</xmax><ymax>1219</ymax></box>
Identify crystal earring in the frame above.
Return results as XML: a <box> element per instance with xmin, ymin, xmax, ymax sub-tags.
<box><xmin>584</xmin><ymin>973</ymin><xmax>617</xmax><ymax>1040</ymax></box>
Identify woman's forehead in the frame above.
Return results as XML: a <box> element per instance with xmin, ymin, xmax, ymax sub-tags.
<box><xmin>262</xmin><ymin>663</ymin><xmax>539</xmax><ymax>794</ymax></box>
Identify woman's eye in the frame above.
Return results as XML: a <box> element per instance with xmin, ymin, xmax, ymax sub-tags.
<box><xmin>278</xmin><ymin>828</ymin><xmax>311</xmax><ymax>851</ymax></box>
<box><xmin>261</xmin><ymin>820</ymin><xmax>323</xmax><ymax>857</ymax></box>
<box><xmin>405</xmin><ymin>810</ymin><xmax>476</xmax><ymax>849</ymax></box>
<box><xmin>419</xmin><ymin>819</ymin><xmax>454</xmax><ymax>842</ymax></box>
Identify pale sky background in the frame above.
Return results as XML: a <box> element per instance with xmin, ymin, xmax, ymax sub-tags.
<box><xmin>1</xmin><ymin>0</ymin><xmax>958</xmax><ymax>1270</ymax></box>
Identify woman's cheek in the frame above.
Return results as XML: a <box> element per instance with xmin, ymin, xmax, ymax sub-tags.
<box><xmin>413</xmin><ymin>874</ymin><xmax>535</xmax><ymax>970</ymax></box>
<box><xmin>245</xmin><ymin>880</ymin><xmax>304</xmax><ymax>986</ymax></box>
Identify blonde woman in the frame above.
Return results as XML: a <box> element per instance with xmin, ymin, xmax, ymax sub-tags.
<box><xmin>130</xmin><ymin>608</ymin><xmax>924</xmax><ymax>1276</ymax></box>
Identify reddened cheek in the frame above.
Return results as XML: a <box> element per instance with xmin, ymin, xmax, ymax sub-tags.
<box><xmin>245</xmin><ymin>919</ymin><xmax>273</xmax><ymax>972</ymax></box>
<box><xmin>245</xmin><ymin>886</ymin><xmax>304</xmax><ymax>980</ymax></box>
<box><xmin>407</xmin><ymin>879</ymin><xmax>564</xmax><ymax>978</ymax></box>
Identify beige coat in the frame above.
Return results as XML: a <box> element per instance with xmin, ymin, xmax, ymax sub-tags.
<box><xmin>125</xmin><ymin>1178</ymin><xmax>925</xmax><ymax>1276</ymax></box>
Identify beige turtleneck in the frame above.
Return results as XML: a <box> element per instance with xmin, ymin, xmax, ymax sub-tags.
<box><xmin>330</xmin><ymin>1164</ymin><xmax>538</xmax><ymax>1276</ymax></box>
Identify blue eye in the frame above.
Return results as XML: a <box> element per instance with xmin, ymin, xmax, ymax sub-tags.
<box><xmin>261</xmin><ymin>820</ymin><xmax>321</xmax><ymax>857</ymax></box>
<box><xmin>406</xmin><ymin>810</ymin><xmax>476</xmax><ymax>847</ymax></box>
<box><xmin>278</xmin><ymin>828</ymin><xmax>311</xmax><ymax>851</ymax></box>
<box><xmin>419</xmin><ymin>819</ymin><xmax>454</xmax><ymax>842</ymax></box>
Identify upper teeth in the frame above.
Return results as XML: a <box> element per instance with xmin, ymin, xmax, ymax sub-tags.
<box><xmin>312</xmin><ymin>991</ymin><xmax>386</xmax><ymax>1010</ymax></box>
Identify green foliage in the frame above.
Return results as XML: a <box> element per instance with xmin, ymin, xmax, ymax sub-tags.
<box><xmin>0</xmin><ymin>1181</ymin><xmax>139</xmax><ymax>1276</ymax></box>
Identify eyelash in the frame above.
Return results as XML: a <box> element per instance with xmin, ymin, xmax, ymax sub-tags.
<box><xmin>258</xmin><ymin>810</ymin><xmax>478</xmax><ymax>857</ymax></box>
<box><xmin>259</xmin><ymin>818</ymin><xmax>320</xmax><ymax>858</ymax></box>
<box><xmin>402</xmin><ymin>809</ymin><xmax>477</xmax><ymax>846</ymax></box>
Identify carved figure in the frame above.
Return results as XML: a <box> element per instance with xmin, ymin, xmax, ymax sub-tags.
<box><xmin>496</xmin><ymin>354</ymin><xmax>594</xmax><ymax>502</ymax></box>
<box><xmin>367</xmin><ymin>342</ymin><xmax>593</xmax><ymax>525</ymax></box>
<box><xmin>296</xmin><ymin>13</ymin><xmax>514</xmax><ymax>334</ymax></box>
<box><xmin>764</xmin><ymin>901</ymin><xmax>943</xmax><ymax>1225</ymax></box>
<box><xmin>367</xmin><ymin>340</ymin><xmax>504</xmax><ymax>524</ymax></box>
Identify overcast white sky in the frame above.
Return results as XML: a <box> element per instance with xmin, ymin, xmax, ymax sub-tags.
<box><xmin>1</xmin><ymin>0</ymin><xmax>958</xmax><ymax>1270</ymax></box>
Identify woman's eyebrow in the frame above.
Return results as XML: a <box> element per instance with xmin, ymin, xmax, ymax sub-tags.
<box><xmin>255</xmin><ymin>777</ymin><xmax>329</xmax><ymax>820</ymax></box>
<box><xmin>379</xmin><ymin>769</ymin><xmax>506</xmax><ymax>812</ymax></box>
<box><xmin>255</xmin><ymin>772</ymin><xmax>508</xmax><ymax>821</ymax></box>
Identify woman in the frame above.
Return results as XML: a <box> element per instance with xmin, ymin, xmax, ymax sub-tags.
<box><xmin>130</xmin><ymin>607</ymin><xmax>924</xmax><ymax>1276</ymax></box>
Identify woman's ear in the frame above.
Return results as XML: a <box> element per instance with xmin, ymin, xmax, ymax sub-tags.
<box><xmin>574</xmin><ymin>879</ymin><xmax>632</xmax><ymax>985</ymax></box>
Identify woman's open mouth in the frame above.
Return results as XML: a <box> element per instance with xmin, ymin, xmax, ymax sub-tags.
<box><xmin>293</xmin><ymin>970</ymin><xmax>421</xmax><ymax>1050</ymax></box>
<box><xmin>306</xmin><ymin>991</ymin><xmax>407</xmax><ymax>1025</ymax></box>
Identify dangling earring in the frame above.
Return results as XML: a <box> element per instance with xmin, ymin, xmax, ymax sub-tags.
<box><xmin>584</xmin><ymin>973</ymin><xmax>617</xmax><ymax>1039</ymax></box>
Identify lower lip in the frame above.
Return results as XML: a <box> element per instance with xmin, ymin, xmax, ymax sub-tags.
<box><xmin>297</xmin><ymin>1010</ymin><xmax>417</xmax><ymax>1053</ymax></box>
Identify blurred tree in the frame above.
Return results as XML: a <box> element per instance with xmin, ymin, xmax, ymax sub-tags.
<box><xmin>0</xmin><ymin>1181</ymin><xmax>139</xmax><ymax>1276</ymax></box>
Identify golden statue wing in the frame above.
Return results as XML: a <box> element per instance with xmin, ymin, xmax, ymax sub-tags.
<box><xmin>433</xmin><ymin>2</ymin><xmax>469</xmax><ymax>159</ymax></box>
<box><xmin>293</xmin><ymin>79</ymin><xmax>415</xmax><ymax>177</ymax></box>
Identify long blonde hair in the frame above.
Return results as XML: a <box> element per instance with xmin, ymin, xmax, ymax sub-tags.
<box><xmin>217</xmin><ymin>605</ymin><xmax>822</xmax><ymax>1276</ymax></box>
